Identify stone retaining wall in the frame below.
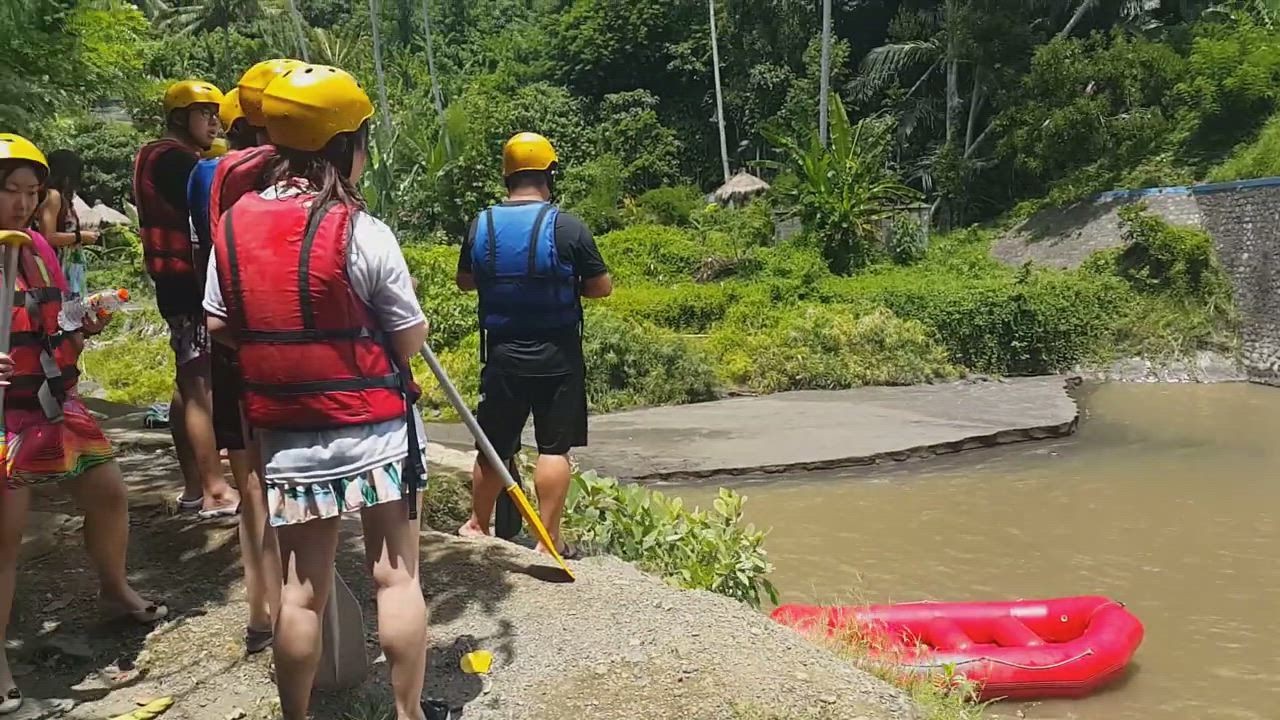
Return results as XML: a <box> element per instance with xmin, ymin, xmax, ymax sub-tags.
<box><xmin>996</xmin><ymin>177</ymin><xmax>1280</xmax><ymax>385</ymax></box>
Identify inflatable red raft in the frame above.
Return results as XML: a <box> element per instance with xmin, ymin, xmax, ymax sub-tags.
<box><xmin>770</xmin><ymin>595</ymin><xmax>1143</xmax><ymax>701</ymax></box>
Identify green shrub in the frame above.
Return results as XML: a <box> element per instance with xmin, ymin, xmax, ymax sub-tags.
<box><xmin>711</xmin><ymin>305</ymin><xmax>958</xmax><ymax>393</ymax></box>
<box><xmin>413</xmin><ymin>311</ymin><xmax>720</xmax><ymax>419</ymax></box>
<box><xmin>401</xmin><ymin>245</ymin><xmax>474</xmax><ymax>351</ymax></box>
<box><xmin>559</xmin><ymin>154</ymin><xmax>626</xmax><ymax>234</ymax></box>
<box><xmin>824</xmin><ymin>267</ymin><xmax>1131</xmax><ymax>375</ymax></box>
<box><xmin>414</xmin><ymin>333</ymin><xmax>481</xmax><ymax>422</ymax></box>
<box><xmin>582</xmin><ymin>308</ymin><xmax>721</xmax><ymax>411</ymax></box>
<box><xmin>1111</xmin><ymin>204</ymin><xmax>1230</xmax><ymax>299</ymax></box>
<box><xmin>603</xmin><ymin>283</ymin><xmax>733</xmax><ymax>333</ymax></box>
<box><xmin>563</xmin><ymin>472</ymin><xmax>778</xmax><ymax>608</ymax></box>
<box><xmin>595</xmin><ymin>224</ymin><xmax>707</xmax><ymax>284</ymax></box>
<box><xmin>886</xmin><ymin>213</ymin><xmax>927</xmax><ymax>265</ymax></box>
<box><xmin>690</xmin><ymin>201</ymin><xmax>776</xmax><ymax>249</ymax></box>
<box><xmin>1208</xmin><ymin>111</ymin><xmax>1280</xmax><ymax>181</ymax></box>
<box><xmin>628</xmin><ymin>185</ymin><xmax>705</xmax><ymax>226</ymax></box>
<box><xmin>84</xmin><ymin>226</ymin><xmax>151</xmax><ymax>299</ymax></box>
<box><xmin>79</xmin><ymin>304</ymin><xmax>173</xmax><ymax>406</ymax></box>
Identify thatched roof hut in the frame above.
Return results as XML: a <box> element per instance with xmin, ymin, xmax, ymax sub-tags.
<box><xmin>712</xmin><ymin>170</ymin><xmax>770</xmax><ymax>207</ymax></box>
<box><xmin>73</xmin><ymin>195</ymin><xmax>131</xmax><ymax>229</ymax></box>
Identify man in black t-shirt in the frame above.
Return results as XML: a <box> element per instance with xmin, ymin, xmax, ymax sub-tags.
<box><xmin>132</xmin><ymin>80</ymin><xmax>239</xmax><ymax>517</ymax></box>
<box><xmin>455</xmin><ymin>132</ymin><xmax>611</xmax><ymax>558</ymax></box>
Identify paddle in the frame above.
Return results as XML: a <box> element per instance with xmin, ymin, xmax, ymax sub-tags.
<box><xmin>313</xmin><ymin>569</ymin><xmax>368</xmax><ymax>689</ymax></box>
<box><xmin>418</xmin><ymin>343</ymin><xmax>575</xmax><ymax>581</ymax></box>
<box><xmin>0</xmin><ymin>231</ymin><xmax>32</xmax><ymax>481</ymax></box>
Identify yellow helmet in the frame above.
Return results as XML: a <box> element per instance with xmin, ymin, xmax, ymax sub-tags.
<box><xmin>163</xmin><ymin>80</ymin><xmax>225</xmax><ymax>114</ymax></box>
<box><xmin>262</xmin><ymin>64</ymin><xmax>374</xmax><ymax>152</ymax></box>
<box><xmin>502</xmin><ymin>132</ymin><xmax>558</xmax><ymax>177</ymax></box>
<box><xmin>238</xmin><ymin>58</ymin><xmax>304</xmax><ymax>127</ymax></box>
<box><xmin>0</xmin><ymin>133</ymin><xmax>49</xmax><ymax>173</ymax></box>
<box><xmin>219</xmin><ymin>88</ymin><xmax>245</xmax><ymax>129</ymax></box>
<box><xmin>202</xmin><ymin>137</ymin><xmax>229</xmax><ymax>159</ymax></box>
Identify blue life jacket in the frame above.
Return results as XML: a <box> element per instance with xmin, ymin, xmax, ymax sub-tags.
<box><xmin>187</xmin><ymin>157</ymin><xmax>221</xmax><ymax>250</ymax></box>
<box><xmin>470</xmin><ymin>201</ymin><xmax>580</xmax><ymax>336</ymax></box>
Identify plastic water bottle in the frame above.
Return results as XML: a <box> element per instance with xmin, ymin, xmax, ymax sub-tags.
<box><xmin>58</xmin><ymin>288</ymin><xmax>130</xmax><ymax>331</ymax></box>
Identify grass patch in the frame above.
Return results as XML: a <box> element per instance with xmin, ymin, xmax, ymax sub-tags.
<box><xmin>78</xmin><ymin>303</ymin><xmax>174</xmax><ymax>406</ymax></box>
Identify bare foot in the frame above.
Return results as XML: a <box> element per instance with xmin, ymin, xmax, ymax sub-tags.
<box><xmin>100</xmin><ymin>587</ymin><xmax>169</xmax><ymax>623</ymax></box>
<box><xmin>202</xmin><ymin>487</ymin><xmax>240</xmax><ymax>514</ymax></box>
<box><xmin>456</xmin><ymin>517</ymin><xmax>491</xmax><ymax>539</ymax></box>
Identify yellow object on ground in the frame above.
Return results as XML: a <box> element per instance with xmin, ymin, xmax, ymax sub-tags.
<box><xmin>108</xmin><ymin>696</ymin><xmax>174</xmax><ymax>720</ymax></box>
<box><xmin>461</xmin><ymin>650</ymin><xmax>493</xmax><ymax>674</ymax></box>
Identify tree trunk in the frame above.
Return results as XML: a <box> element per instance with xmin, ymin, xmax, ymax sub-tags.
<box><xmin>964</xmin><ymin>65</ymin><xmax>983</xmax><ymax>152</ymax></box>
<box><xmin>709</xmin><ymin>0</ymin><xmax>730</xmax><ymax>183</ymax></box>
<box><xmin>287</xmin><ymin>0</ymin><xmax>310</xmax><ymax>61</ymax></box>
<box><xmin>421</xmin><ymin>0</ymin><xmax>445</xmax><ymax>117</ymax></box>
<box><xmin>818</xmin><ymin>0</ymin><xmax>832</xmax><ymax>147</ymax></box>
<box><xmin>1057</xmin><ymin>0</ymin><xmax>1097</xmax><ymax>39</ymax></box>
<box><xmin>396</xmin><ymin>0</ymin><xmax>413</xmax><ymax>47</ymax></box>
<box><xmin>368</xmin><ymin>0</ymin><xmax>393</xmax><ymax>138</ymax></box>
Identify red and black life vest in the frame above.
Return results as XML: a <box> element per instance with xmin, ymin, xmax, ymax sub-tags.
<box><xmin>214</xmin><ymin>191</ymin><xmax>411</xmax><ymax>431</ymax></box>
<box><xmin>133</xmin><ymin>138</ymin><xmax>198</xmax><ymax>280</ymax></box>
<box><xmin>7</xmin><ymin>244</ymin><xmax>78</xmax><ymax>420</ymax></box>
<box><xmin>209</xmin><ymin>145</ymin><xmax>275</xmax><ymax>242</ymax></box>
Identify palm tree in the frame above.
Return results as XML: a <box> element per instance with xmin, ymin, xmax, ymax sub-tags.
<box><xmin>421</xmin><ymin>0</ymin><xmax>445</xmax><ymax>119</ymax></box>
<box><xmin>709</xmin><ymin>0</ymin><xmax>730</xmax><ymax>183</ymax></box>
<box><xmin>140</xmin><ymin>0</ymin><xmax>265</xmax><ymax>35</ymax></box>
<box><xmin>818</xmin><ymin>0</ymin><xmax>832</xmax><ymax>148</ymax></box>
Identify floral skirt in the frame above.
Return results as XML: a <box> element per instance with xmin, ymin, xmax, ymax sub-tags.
<box><xmin>5</xmin><ymin>395</ymin><xmax>115</xmax><ymax>489</ymax></box>
<box><xmin>265</xmin><ymin>454</ymin><xmax>427</xmax><ymax>528</ymax></box>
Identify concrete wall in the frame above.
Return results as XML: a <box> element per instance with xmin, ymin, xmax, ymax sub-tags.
<box><xmin>1193</xmin><ymin>180</ymin><xmax>1280</xmax><ymax>384</ymax></box>
<box><xmin>996</xmin><ymin>177</ymin><xmax>1280</xmax><ymax>384</ymax></box>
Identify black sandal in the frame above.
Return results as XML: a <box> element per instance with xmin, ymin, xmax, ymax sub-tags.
<box><xmin>422</xmin><ymin>699</ymin><xmax>456</xmax><ymax>720</ymax></box>
<box><xmin>245</xmin><ymin>626</ymin><xmax>273</xmax><ymax>654</ymax></box>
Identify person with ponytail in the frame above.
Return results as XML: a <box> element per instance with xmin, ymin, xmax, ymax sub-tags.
<box><xmin>0</xmin><ymin>134</ymin><xmax>166</xmax><ymax>716</ymax></box>
<box><xmin>36</xmin><ymin>149</ymin><xmax>97</xmax><ymax>299</ymax></box>
<box><xmin>204</xmin><ymin>66</ymin><xmax>430</xmax><ymax>719</ymax></box>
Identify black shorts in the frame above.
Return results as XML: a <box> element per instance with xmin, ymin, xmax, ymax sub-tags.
<box><xmin>211</xmin><ymin>343</ymin><xmax>245</xmax><ymax>451</ymax></box>
<box><xmin>476</xmin><ymin>368</ymin><xmax>587</xmax><ymax>458</ymax></box>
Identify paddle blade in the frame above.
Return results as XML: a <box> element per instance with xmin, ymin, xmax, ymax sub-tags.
<box><xmin>505</xmin><ymin>484</ymin><xmax>575</xmax><ymax>581</ymax></box>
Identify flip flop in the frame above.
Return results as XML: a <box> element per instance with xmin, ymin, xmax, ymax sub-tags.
<box><xmin>196</xmin><ymin>504</ymin><xmax>240</xmax><ymax>520</ymax></box>
<box><xmin>175</xmin><ymin>492</ymin><xmax>203</xmax><ymax>512</ymax></box>
<box><xmin>0</xmin><ymin>688</ymin><xmax>22</xmax><ymax>715</ymax></box>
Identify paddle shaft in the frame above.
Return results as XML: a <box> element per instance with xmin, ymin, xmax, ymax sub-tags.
<box><xmin>418</xmin><ymin>343</ymin><xmax>518</xmax><ymax>490</ymax></box>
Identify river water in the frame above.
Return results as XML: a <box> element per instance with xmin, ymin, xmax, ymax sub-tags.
<box><xmin>672</xmin><ymin>383</ymin><xmax>1280</xmax><ymax>719</ymax></box>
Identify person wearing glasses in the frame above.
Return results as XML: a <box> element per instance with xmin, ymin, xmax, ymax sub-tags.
<box><xmin>132</xmin><ymin>80</ymin><xmax>240</xmax><ymax>519</ymax></box>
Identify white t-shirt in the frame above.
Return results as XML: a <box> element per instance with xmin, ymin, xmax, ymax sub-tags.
<box><xmin>203</xmin><ymin>185</ymin><xmax>428</xmax><ymax>483</ymax></box>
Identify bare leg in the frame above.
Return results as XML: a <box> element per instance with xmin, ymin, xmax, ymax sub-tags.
<box><xmin>361</xmin><ymin>499</ymin><xmax>427</xmax><ymax>720</ymax></box>
<box><xmin>273</xmin><ymin>517</ymin><xmax>339</xmax><ymax>720</ymax></box>
<box><xmin>0</xmin><ymin>486</ymin><xmax>30</xmax><ymax>702</ymax></box>
<box><xmin>457</xmin><ymin>455</ymin><xmax>504</xmax><ymax>538</ymax></box>
<box><xmin>175</xmin><ymin>357</ymin><xmax>238</xmax><ymax>513</ymax></box>
<box><xmin>231</xmin><ymin>440</ymin><xmax>279</xmax><ymax>637</ymax></box>
<box><xmin>532</xmin><ymin>453</ymin><xmax>572</xmax><ymax>554</ymax></box>
<box><xmin>168</xmin><ymin>386</ymin><xmax>201</xmax><ymax>504</ymax></box>
<box><xmin>64</xmin><ymin>462</ymin><xmax>162</xmax><ymax>614</ymax></box>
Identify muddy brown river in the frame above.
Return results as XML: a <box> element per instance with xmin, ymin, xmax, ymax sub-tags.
<box><xmin>673</xmin><ymin>383</ymin><xmax>1280</xmax><ymax>719</ymax></box>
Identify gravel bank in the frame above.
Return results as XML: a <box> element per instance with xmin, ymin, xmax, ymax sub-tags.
<box><xmin>16</xmin><ymin>440</ymin><xmax>916</xmax><ymax>720</ymax></box>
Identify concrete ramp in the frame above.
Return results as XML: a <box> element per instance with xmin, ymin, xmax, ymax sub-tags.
<box><xmin>571</xmin><ymin>375</ymin><xmax>1079</xmax><ymax>481</ymax></box>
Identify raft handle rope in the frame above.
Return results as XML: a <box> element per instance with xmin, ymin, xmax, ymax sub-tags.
<box><xmin>898</xmin><ymin>648</ymin><xmax>1095</xmax><ymax>671</ymax></box>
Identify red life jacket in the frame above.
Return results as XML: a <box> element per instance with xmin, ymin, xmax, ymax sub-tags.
<box><xmin>7</xmin><ymin>244</ymin><xmax>78</xmax><ymax>420</ymax></box>
<box><xmin>133</xmin><ymin>138</ymin><xmax>198</xmax><ymax>280</ymax></box>
<box><xmin>214</xmin><ymin>191</ymin><xmax>409</xmax><ymax>431</ymax></box>
<box><xmin>209</xmin><ymin>145</ymin><xmax>275</xmax><ymax>241</ymax></box>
